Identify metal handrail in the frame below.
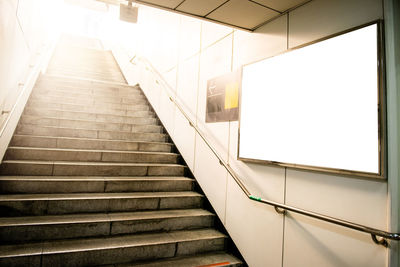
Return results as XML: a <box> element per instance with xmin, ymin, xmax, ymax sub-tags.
<box><xmin>133</xmin><ymin>56</ymin><xmax>400</xmax><ymax>247</ymax></box>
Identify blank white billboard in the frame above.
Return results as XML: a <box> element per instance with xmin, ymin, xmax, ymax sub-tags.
<box><xmin>238</xmin><ymin>23</ymin><xmax>383</xmax><ymax>177</ymax></box>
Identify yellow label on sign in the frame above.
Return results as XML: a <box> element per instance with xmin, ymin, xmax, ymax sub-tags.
<box><xmin>225</xmin><ymin>82</ymin><xmax>239</xmax><ymax>109</ymax></box>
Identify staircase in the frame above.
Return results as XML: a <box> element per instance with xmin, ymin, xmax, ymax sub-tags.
<box><xmin>0</xmin><ymin>36</ymin><xmax>243</xmax><ymax>266</ymax></box>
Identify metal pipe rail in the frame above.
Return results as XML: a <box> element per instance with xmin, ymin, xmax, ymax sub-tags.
<box><xmin>133</xmin><ymin>56</ymin><xmax>400</xmax><ymax>248</ymax></box>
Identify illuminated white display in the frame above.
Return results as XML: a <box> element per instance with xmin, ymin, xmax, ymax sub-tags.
<box><xmin>239</xmin><ymin>24</ymin><xmax>380</xmax><ymax>175</ymax></box>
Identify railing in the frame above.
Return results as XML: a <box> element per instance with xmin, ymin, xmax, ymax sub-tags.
<box><xmin>132</xmin><ymin>56</ymin><xmax>400</xmax><ymax>248</ymax></box>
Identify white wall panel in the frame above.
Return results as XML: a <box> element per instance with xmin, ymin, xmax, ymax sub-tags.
<box><xmin>289</xmin><ymin>0</ymin><xmax>383</xmax><ymax>48</ymax></box>
<box><xmin>225</xmin><ymin>176</ymin><xmax>284</xmax><ymax>267</ymax></box>
<box><xmin>201</xmin><ymin>20</ymin><xmax>233</xmax><ymax>49</ymax></box>
<box><xmin>178</xmin><ymin>16</ymin><xmax>201</xmax><ymax>60</ymax></box>
<box><xmin>0</xmin><ymin>1</ymin><xmax>30</xmax><ymax>111</ymax></box>
<box><xmin>156</xmin><ymin>84</ymin><xmax>176</xmax><ymax>133</ymax></box>
<box><xmin>232</xmin><ymin>15</ymin><xmax>287</xmax><ymax>69</ymax></box>
<box><xmin>194</xmin><ymin>134</ymin><xmax>228</xmax><ymax>222</ymax></box>
<box><xmin>229</xmin><ymin>121</ymin><xmax>286</xmax><ymax>203</ymax></box>
<box><xmin>197</xmin><ymin>35</ymin><xmax>232</xmax><ymax>161</ymax></box>
<box><xmin>17</xmin><ymin>0</ymin><xmax>43</xmax><ymax>53</ymax></box>
<box><xmin>284</xmin><ymin>213</ymin><xmax>387</xmax><ymax>267</ymax></box>
<box><xmin>286</xmin><ymin>170</ymin><xmax>387</xmax><ymax>229</ymax></box>
<box><xmin>163</xmin><ymin>67</ymin><xmax>177</xmax><ymax>91</ymax></box>
<box><xmin>176</xmin><ymin>55</ymin><xmax>200</xmax><ymax>122</ymax></box>
<box><xmin>173</xmin><ymin>111</ymin><xmax>196</xmax><ymax>171</ymax></box>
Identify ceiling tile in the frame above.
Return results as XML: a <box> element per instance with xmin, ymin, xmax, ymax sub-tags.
<box><xmin>252</xmin><ymin>0</ymin><xmax>308</xmax><ymax>12</ymax></box>
<box><xmin>138</xmin><ymin>0</ymin><xmax>184</xmax><ymax>9</ymax></box>
<box><xmin>176</xmin><ymin>0</ymin><xmax>227</xmax><ymax>16</ymax></box>
<box><xmin>207</xmin><ymin>0</ymin><xmax>279</xmax><ymax>29</ymax></box>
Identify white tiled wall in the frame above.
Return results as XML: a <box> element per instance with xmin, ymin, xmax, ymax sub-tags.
<box><xmin>116</xmin><ymin>0</ymin><xmax>393</xmax><ymax>266</ymax></box>
<box><xmin>0</xmin><ymin>0</ymin><xmax>59</xmax><ymax>111</ymax></box>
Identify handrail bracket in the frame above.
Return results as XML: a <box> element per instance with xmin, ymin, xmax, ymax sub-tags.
<box><xmin>274</xmin><ymin>206</ymin><xmax>287</xmax><ymax>215</ymax></box>
<box><xmin>371</xmin><ymin>234</ymin><xmax>388</xmax><ymax>247</ymax></box>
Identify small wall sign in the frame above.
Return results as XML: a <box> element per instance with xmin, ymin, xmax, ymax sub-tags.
<box><xmin>206</xmin><ymin>70</ymin><xmax>241</xmax><ymax>123</ymax></box>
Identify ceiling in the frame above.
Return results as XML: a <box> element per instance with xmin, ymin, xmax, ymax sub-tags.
<box><xmin>131</xmin><ymin>0</ymin><xmax>311</xmax><ymax>31</ymax></box>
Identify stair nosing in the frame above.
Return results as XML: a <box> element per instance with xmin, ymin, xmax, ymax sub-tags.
<box><xmin>0</xmin><ymin>229</ymin><xmax>226</xmax><ymax>258</ymax></box>
<box><xmin>7</xmin><ymin>146</ymin><xmax>178</xmax><ymax>156</ymax></box>
<box><xmin>2</xmin><ymin>160</ymin><xmax>185</xmax><ymax>167</ymax></box>
<box><xmin>0</xmin><ymin>209</ymin><xmax>214</xmax><ymax>227</ymax></box>
<box><xmin>0</xmin><ymin>176</ymin><xmax>194</xmax><ymax>181</ymax></box>
<box><xmin>13</xmin><ymin>134</ymin><xmax>173</xmax><ymax>146</ymax></box>
<box><xmin>24</xmin><ymin>107</ymin><xmax>155</xmax><ymax>120</ymax></box>
<box><xmin>0</xmin><ymin>191</ymin><xmax>203</xmax><ymax>201</ymax></box>
<box><xmin>27</xmin><ymin>99</ymin><xmax>150</xmax><ymax>112</ymax></box>
<box><xmin>17</xmin><ymin>125</ymin><xmax>168</xmax><ymax>137</ymax></box>
<box><xmin>20</xmin><ymin>115</ymin><xmax>161</xmax><ymax>129</ymax></box>
<box><xmin>40</xmin><ymin>74</ymin><xmax>136</xmax><ymax>88</ymax></box>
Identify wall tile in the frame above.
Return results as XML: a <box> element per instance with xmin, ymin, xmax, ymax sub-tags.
<box><xmin>232</xmin><ymin>15</ymin><xmax>287</xmax><ymax>70</ymax></box>
<box><xmin>286</xmin><ymin>170</ymin><xmax>387</xmax><ymax>229</ymax></box>
<box><xmin>225</xmin><ymin>176</ymin><xmax>284</xmax><ymax>267</ymax></box>
<box><xmin>197</xmin><ymin>35</ymin><xmax>233</xmax><ymax>161</ymax></box>
<box><xmin>289</xmin><ymin>0</ymin><xmax>383</xmax><ymax>48</ymax></box>
<box><xmin>173</xmin><ymin>111</ymin><xmax>196</xmax><ymax>170</ymax></box>
<box><xmin>178</xmin><ymin>16</ymin><xmax>201</xmax><ymax>61</ymax></box>
<box><xmin>194</xmin><ymin>135</ymin><xmax>228</xmax><ymax>221</ymax></box>
<box><xmin>228</xmin><ymin>121</ymin><xmax>286</xmax><ymax>203</ymax></box>
<box><xmin>176</xmin><ymin>55</ymin><xmax>200</xmax><ymax>122</ymax></box>
<box><xmin>283</xmin><ymin>213</ymin><xmax>387</xmax><ymax>267</ymax></box>
<box><xmin>201</xmin><ymin>20</ymin><xmax>233</xmax><ymax>49</ymax></box>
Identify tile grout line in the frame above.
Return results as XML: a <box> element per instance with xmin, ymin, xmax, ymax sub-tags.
<box><xmin>281</xmin><ymin>167</ymin><xmax>287</xmax><ymax>267</ymax></box>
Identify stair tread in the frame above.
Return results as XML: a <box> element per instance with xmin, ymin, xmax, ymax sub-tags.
<box><xmin>28</xmin><ymin>99</ymin><xmax>150</xmax><ymax>112</ymax></box>
<box><xmin>0</xmin><ymin>229</ymin><xmax>225</xmax><ymax>258</ymax></box>
<box><xmin>39</xmin><ymin>74</ymin><xmax>135</xmax><ymax>89</ymax></box>
<box><xmin>0</xmin><ymin>209</ymin><xmax>213</xmax><ymax>226</ymax></box>
<box><xmin>31</xmin><ymin>92</ymin><xmax>145</xmax><ymax>103</ymax></box>
<box><xmin>2</xmin><ymin>160</ymin><xmax>183</xmax><ymax>167</ymax></box>
<box><xmin>13</xmin><ymin>135</ymin><xmax>172</xmax><ymax>146</ymax></box>
<box><xmin>0</xmin><ymin>176</ymin><xmax>193</xmax><ymax>181</ymax></box>
<box><xmin>117</xmin><ymin>252</ymin><xmax>242</xmax><ymax>267</ymax></box>
<box><xmin>23</xmin><ymin>108</ymin><xmax>155</xmax><ymax>121</ymax></box>
<box><xmin>24</xmin><ymin>108</ymin><xmax>155</xmax><ymax>122</ymax></box>
<box><xmin>17</xmin><ymin>125</ymin><xmax>167</xmax><ymax>139</ymax></box>
<box><xmin>7</xmin><ymin>147</ymin><xmax>178</xmax><ymax>156</ymax></box>
<box><xmin>0</xmin><ymin>191</ymin><xmax>203</xmax><ymax>201</ymax></box>
<box><xmin>20</xmin><ymin>115</ymin><xmax>160</xmax><ymax>128</ymax></box>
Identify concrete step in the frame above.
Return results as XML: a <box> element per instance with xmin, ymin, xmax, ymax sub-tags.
<box><xmin>34</xmin><ymin>80</ymin><xmax>143</xmax><ymax>97</ymax></box>
<box><xmin>0</xmin><ymin>229</ymin><xmax>226</xmax><ymax>266</ymax></box>
<box><xmin>0</xmin><ymin>191</ymin><xmax>203</xmax><ymax>216</ymax></box>
<box><xmin>19</xmin><ymin>115</ymin><xmax>162</xmax><ymax>133</ymax></box>
<box><xmin>32</xmin><ymin>87</ymin><xmax>145</xmax><ymax>104</ymax></box>
<box><xmin>27</xmin><ymin>98</ymin><xmax>150</xmax><ymax>112</ymax></box>
<box><xmin>0</xmin><ymin>160</ymin><xmax>185</xmax><ymax>176</ymax></box>
<box><xmin>114</xmin><ymin>252</ymin><xmax>242</xmax><ymax>267</ymax></box>
<box><xmin>45</xmin><ymin>68</ymin><xmax>126</xmax><ymax>84</ymax></box>
<box><xmin>5</xmin><ymin>147</ymin><xmax>179</xmax><ymax>164</ymax></box>
<box><xmin>0</xmin><ymin>209</ymin><xmax>213</xmax><ymax>243</ymax></box>
<box><xmin>47</xmin><ymin>66</ymin><xmax>123</xmax><ymax>76</ymax></box>
<box><xmin>33</xmin><ymin>84</ymin><xmax>143</xmax><ymax>99</ymax></box>
<box><xmin>38</xmin><ymin>74</ymin><xmax>138</xmax><ymax>92</ymax></box>
<box><xmin>45</xmin><ymin>71</ymin><xmax>125</xmax><ymax>82</ymax></box>
<box><xmin>29</xmin><ymin>94</ymin><xmax>146</xmax><ymax>109</ymax></box>
<box><xmin>26</xmin><ymin>100</ymin><xmax>151</xmax><ymax>116</ymax></box>
<box><xmin>15</xmin><ymin>125</ymin><xmax>168</xmax><ymax>142</ymax></box>
<box><xmin>10</xmin><ymin>135</ymin><xmax>173</xmax><ymax>153</ymax></box>
<box><xmin>24</xmin><ymin>107</ymin><xmax>155</xmax><ymax>120</ymax></box>
<box><xmin>30</xmin><ymin>91</ymin><xmax>147</xmax><ymax>106</ymax></box>
<box><xmin>23</xmin><ymin>108</ymin><xmax>156</xmax><ymax>125</ymax></box>
<box><xmin>0</xmin><ymin>176</ymin><xmax>194</xmax><ymax>194</ymax></box>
